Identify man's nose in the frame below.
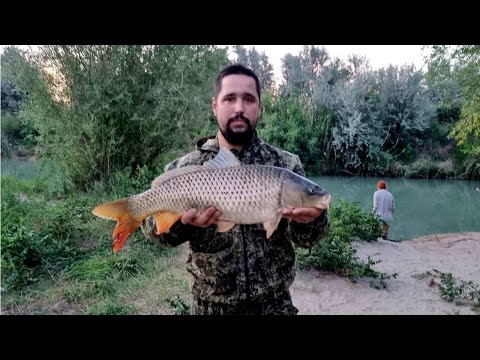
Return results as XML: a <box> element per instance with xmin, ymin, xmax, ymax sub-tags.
<box><xmin>234</xmin><ymin>99</ymin><xmax>245</xmax><ymax>113</ymax></box>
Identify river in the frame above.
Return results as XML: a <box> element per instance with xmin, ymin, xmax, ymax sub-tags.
<box><xmin>311</xmin><ymin>175</ymin><xmax>480</xmax><ymax>240</ymax></box>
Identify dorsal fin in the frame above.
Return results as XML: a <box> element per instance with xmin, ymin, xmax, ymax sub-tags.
<box><xmin>151</xmin><ymin>147</ymin><xmax>241</xmax><ymax>188</ymax></box>
<box><xmin>202</xmin><ymin>147</ymin><xmax>241</xmax><ymax>170</ymax></box>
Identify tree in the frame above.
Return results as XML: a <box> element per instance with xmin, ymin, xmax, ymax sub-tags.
<box><xmin>232</xmin><ymin>46</ymin><xmax>276</xmax><ymax>93</ymax></box>
<box><xmin>425</xmin><ymin>45</ymin><xmax>480</xmax><ymax>178</ymax></box>
<box><xmin>259</xmin><ymin>94</ymin><xmax>334</xmax><ymax>175</ymax></box>
<box><xmin>1</xmin><ymin>46</ymin><xmax>27</xmax><ymax>115</ymax></box>
<box><xmin>329</xmin><ymin>72</ymin><xmax>384</xmax><ymax>174</ymax></box>
<box><xmin>280</xmin><ymin>46</ymin><xmax>330</xmax><ymax>98</ymax></box>
<box><xmin>10</xmin><ymin>45</ymin><xmax>229</xmax><ymax>189</ymax></box>
<box><xmin>376</xmin><ymin>65</ymin><xmax>435</xmax><ymax>162</ymax></box>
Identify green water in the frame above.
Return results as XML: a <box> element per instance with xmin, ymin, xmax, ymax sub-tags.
<box><xmin>311</xmin><ymin>175</ymin><xmax>480</xmax><ymax>241</ymax></box>
<box><xmin>2</xmin><ymin>158</ymin><xmax>479</xmax><ymax>241</ymax></box>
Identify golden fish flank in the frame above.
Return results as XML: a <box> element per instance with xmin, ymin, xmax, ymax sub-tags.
<box><xmin>92</xmin><ymin>147</ymin><xmax>332</xmax><ymax>253</ymax></box>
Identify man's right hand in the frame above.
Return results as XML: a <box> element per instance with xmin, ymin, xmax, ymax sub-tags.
<box><xmin>181</xmin><ymin>207</ymin><xmax>221</xmax><ymax>228</ymax></box>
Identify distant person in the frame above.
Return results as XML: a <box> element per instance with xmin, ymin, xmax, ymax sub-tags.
<box><xmin>373</xmin><ymin>180</ymin><xmax>395</xmax><ymax>240</ymax></box>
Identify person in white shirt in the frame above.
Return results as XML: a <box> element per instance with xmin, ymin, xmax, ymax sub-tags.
<box><xmin>373</xmin><ymin>180</ymin><xmax>395</xmax><ymax>240</ymax></box>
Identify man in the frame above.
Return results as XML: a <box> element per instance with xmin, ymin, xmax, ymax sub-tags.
<box><xmin>142</xmin><ymin>64</ymin><xmax>330</xmax><ymax>315</ymax></box>
<box><xmin>373</xmin><ymin>180</ymin><xmax>395</xmax><ymax>240</ymax></box>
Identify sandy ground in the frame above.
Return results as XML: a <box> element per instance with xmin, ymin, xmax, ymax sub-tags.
<box><xmin>291</xmin><ymin>232</ymin><xmax>480</xmax><ymax>315</ymax></box>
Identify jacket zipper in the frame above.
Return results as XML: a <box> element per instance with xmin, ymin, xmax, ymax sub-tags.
<box><xmin>241</xmin><ymin>225</ymin><xmax>250</xmax><ymax>301</ymax></box>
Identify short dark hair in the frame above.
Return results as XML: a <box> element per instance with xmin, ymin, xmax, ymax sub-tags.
<box><xmin>214</xmin><ymin>64</ymin><xmax>261</xmax><ymax>102</ymax></box>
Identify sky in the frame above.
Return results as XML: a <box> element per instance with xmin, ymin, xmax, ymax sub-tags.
<box><xmin>3</xmin><ymin>45</ymin><xmax>428</xmax><ymax>85</ymax></box>
<box><xmin>226</xmin><ymin>45</ymin><xmax>428</xmax><ymax>84</ymax></box>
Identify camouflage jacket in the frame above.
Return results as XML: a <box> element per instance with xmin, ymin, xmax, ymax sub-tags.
<box><xmin>141</xmin><ymin>132</ymin><xmax>330</xmax><ymax>305</ymax></box>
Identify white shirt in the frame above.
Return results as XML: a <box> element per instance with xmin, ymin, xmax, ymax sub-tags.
<box><xmin>373</xmin><ymin>189</ymin><xmax>395</xmax><ymax>224</ymax></box>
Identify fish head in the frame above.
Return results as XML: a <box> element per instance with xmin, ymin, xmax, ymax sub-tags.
<box><xmin>281</xmin><ymin>172</ymin><xmax>332</xmax><ymax>210</ymax></box>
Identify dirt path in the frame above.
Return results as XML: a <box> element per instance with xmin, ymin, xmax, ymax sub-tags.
<box><xmin>291</xmin><ymin>232</ymin><xmax>480</xmax><ymax>315</ymax></box>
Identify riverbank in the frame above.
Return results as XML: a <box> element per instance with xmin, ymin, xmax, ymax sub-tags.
<box><xmin>291</xmin><ymin>232</ymin><xmax>480</xmax><ymax>315</ymax></box>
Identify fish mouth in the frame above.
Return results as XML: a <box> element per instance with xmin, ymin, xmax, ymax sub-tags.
<box><xmin>324</xmin><ymin>193</ymin><xmax>332</xmax><ymax>208</ymax></box>
<box><xmin>315</xmin><ymin>193</ymin><xmax>332</xmax><ymax>210</ymax></box>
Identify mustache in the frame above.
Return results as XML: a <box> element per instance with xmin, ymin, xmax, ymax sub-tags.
<box><xmin>227</xmin><ymin>114</ymin><xmax>250</xmax><ymax>126</ymax></box>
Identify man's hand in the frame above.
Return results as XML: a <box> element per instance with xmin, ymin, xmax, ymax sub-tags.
<box><xmin>181</xmin><ymin>207</ymin><xmax>222</xmax><ymax>228</ymax></box>
<box><xmin>282</xmin><ymin>207</ymin><xmax>324</xmax><ymax>224</ymax></box>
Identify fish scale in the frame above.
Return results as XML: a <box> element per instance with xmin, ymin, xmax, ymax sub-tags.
<box><xmin>129</xmin><ymin>166</ymin><xmax>287</xmax><ymax>224</ymax></box>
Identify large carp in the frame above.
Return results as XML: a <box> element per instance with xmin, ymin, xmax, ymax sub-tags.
<box><xmin>93</xmin><ymin>147</ymin><xmax>331</xmax><ymax>252</ymax></box>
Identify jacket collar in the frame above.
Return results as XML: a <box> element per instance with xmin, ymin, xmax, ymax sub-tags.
<box><xmin>196</xmin><ymin>131</ymin><xmax>264</xmax><ymax>157</ymax></box>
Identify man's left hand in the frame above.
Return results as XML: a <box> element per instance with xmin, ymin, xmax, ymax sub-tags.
<box><xmin>282</xmin><ymin>207</ymin><xmax>324</xmax><ymax>224</ymax></box>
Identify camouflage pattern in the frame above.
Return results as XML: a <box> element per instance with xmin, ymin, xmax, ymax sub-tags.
<box><xmin>141</xmin><ymin>131</ymin><xmax>330</xmax><ymax>314</ymax></box>
<box><xmin>191</xmin><ymin>289</ymin><xmax>298</xmax><ymax>315</ymax></box>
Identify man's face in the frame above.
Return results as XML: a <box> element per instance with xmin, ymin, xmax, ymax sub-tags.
<box><xmin>212</xmin><ymin>74</ymin><xmax>261</xmax><ymax>146</ymax></box>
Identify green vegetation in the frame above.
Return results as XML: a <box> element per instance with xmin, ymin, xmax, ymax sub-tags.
<box><xmin>296</xmin><ymin>199</ymin><xmax>398</xmax><ymax>289</ymax></box>
<box><xmin>437</xmin><ymin>271</ymin><xmax>480</xmax><ymax>311</ymax></box>
<box><xmin>1</xmin><ymin>172</ymin><xmax>190</xmax><ymax>315</ymax></box>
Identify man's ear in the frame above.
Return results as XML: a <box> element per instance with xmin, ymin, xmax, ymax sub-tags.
<box><xmin>212</xmin><ymin>96</ymin><xmax>217</xmax><ymax>116</ymax></box>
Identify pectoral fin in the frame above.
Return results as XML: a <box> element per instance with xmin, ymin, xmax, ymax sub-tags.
<box><xmin>263</xmin><ymin>213</ymin><xmax>283</xmax><ymax>239</ymax></box>
<box><xmin>217</xmin><ymin>220</ymin><xmax>236</xmax><ymax>233</ymax></box>
<box><xmin>154</xmin><ymin>211</ymin><xmax>181</xmax><ymax>235</ymax></box>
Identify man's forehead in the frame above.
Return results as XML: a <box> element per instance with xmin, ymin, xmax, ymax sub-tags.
<box><xmin>220</xmin><ymin>75</ymin><xmax>257</xmax><ymax>97</ymax></box>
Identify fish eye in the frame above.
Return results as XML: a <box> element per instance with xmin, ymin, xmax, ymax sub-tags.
<box><xmin>308</xmin><ymin>188</ymin><xmax>315</xmax><ymax>194</ymax></box>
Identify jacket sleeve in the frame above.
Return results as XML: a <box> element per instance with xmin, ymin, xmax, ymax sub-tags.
<box><xmin>287</xmin><ymin>155</ymin><xmax>330</xmax><ymax>249</ymax></box>
<box><xmin>141</xmin><ymin>215</ymin><xmax>213</xmax><ymax>247</ymax></box>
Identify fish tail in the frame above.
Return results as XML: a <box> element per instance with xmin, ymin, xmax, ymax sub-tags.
<box><xmin>92</xmin><ymin>198</ymin><xmax>141</xmax><ymax>253</ymax></box>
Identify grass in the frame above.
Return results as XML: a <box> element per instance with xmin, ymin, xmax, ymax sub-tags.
<box><xmin>1</xmin><ymin>168</ymin><xmax>192</xmax><ymax>315</ymax></box>
<box><xmin>1</xmin><ymin>244</ymin><xmax>191</xmax><ymax>315</ymax></box>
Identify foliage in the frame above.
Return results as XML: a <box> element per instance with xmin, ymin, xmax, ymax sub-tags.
<box><xmin>259</xmin><ymin>94</ymin><xmax>334</xmax><ymax>175</ymax></box>
<box><xmin>375</xmin><ymin>65</ymin><xmax>435</xmax><ymax>162</ymax></box>
<box><xmin>7</xmin><ymin>45</ymin><xmax>229</xmax><ymax>190</ymax></box>
<box><xmin>1</xmin><ymin>46</ymin><xmax>27</xmax><ymax>115</ymax></box>
<box><xmin>276</xmin><ymin>46</ymin><xmax>438</xmax><ymax>177</ymax></box>
<box><xmin>296</xmin><ymin>199</ymin><xmax>397</xmax><ymax>288</ymax></box>
<box><xmin>0</xmin><ymin>160</ymin><xmax>151</xmax><ymax>290</ymax></box>
<box><xmin>86</xmin><ymin>302</ymin><xmax>137</xmax><ymax>315</ymax></box>
<box><xmin>425</xmin><ymin>45</ymin><xmax>480</xmax><ymax>178</ymax></box>
<box><xmin>233</xmin><ymin>45</ymin><xmax>276</xmax><ymax>93</ymax></box>
<box><xmin>437</xmin><ymin>271</ymin><xmax>480</xmax><ymax>311</ymax></box>
<box><xmin>166</xmin><ymin>296</ymin><xmax>191</xmax><ymax>315</ymax></box>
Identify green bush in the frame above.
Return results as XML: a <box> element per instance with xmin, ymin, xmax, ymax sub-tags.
<box><xmin>1</xmin><ymin>179</ymin><xmax>80</xmax><ymax>289</ymax></box>
<box><xmin>0</xmin><ymin>165</ymin><xmax>179</xmax><ymax>291</ymax></box>
<box><xmin>296</xmin><ymin>199</ymin><xmax>397</xmax><ymax>286</ymax></box>
<box><xmin>10</xmin><ymin>45</ymin><xmax>228</xmax><ymax>190</ymax></box>
<box><xmin>438</xmin><ymin>271</ymin><xmax>480</xmax><ymax>310</ymax></box>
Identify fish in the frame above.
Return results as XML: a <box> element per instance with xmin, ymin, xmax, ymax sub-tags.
<box><xmin>92</xmin><ymin>147</ymin><xmax>332</xmax><ymax>253</ymax></box>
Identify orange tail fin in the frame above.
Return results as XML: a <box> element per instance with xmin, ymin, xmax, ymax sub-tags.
<box><xmin>92</xmin><ymin>198</ymin><xmax>141</xmax><ymax>253</ymax></box>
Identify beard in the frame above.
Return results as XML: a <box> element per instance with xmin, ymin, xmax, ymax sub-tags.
<box><xmin>219</xmin><ymin>114</ymin><xmax>255</xmax><ymax>146</ymax></box>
